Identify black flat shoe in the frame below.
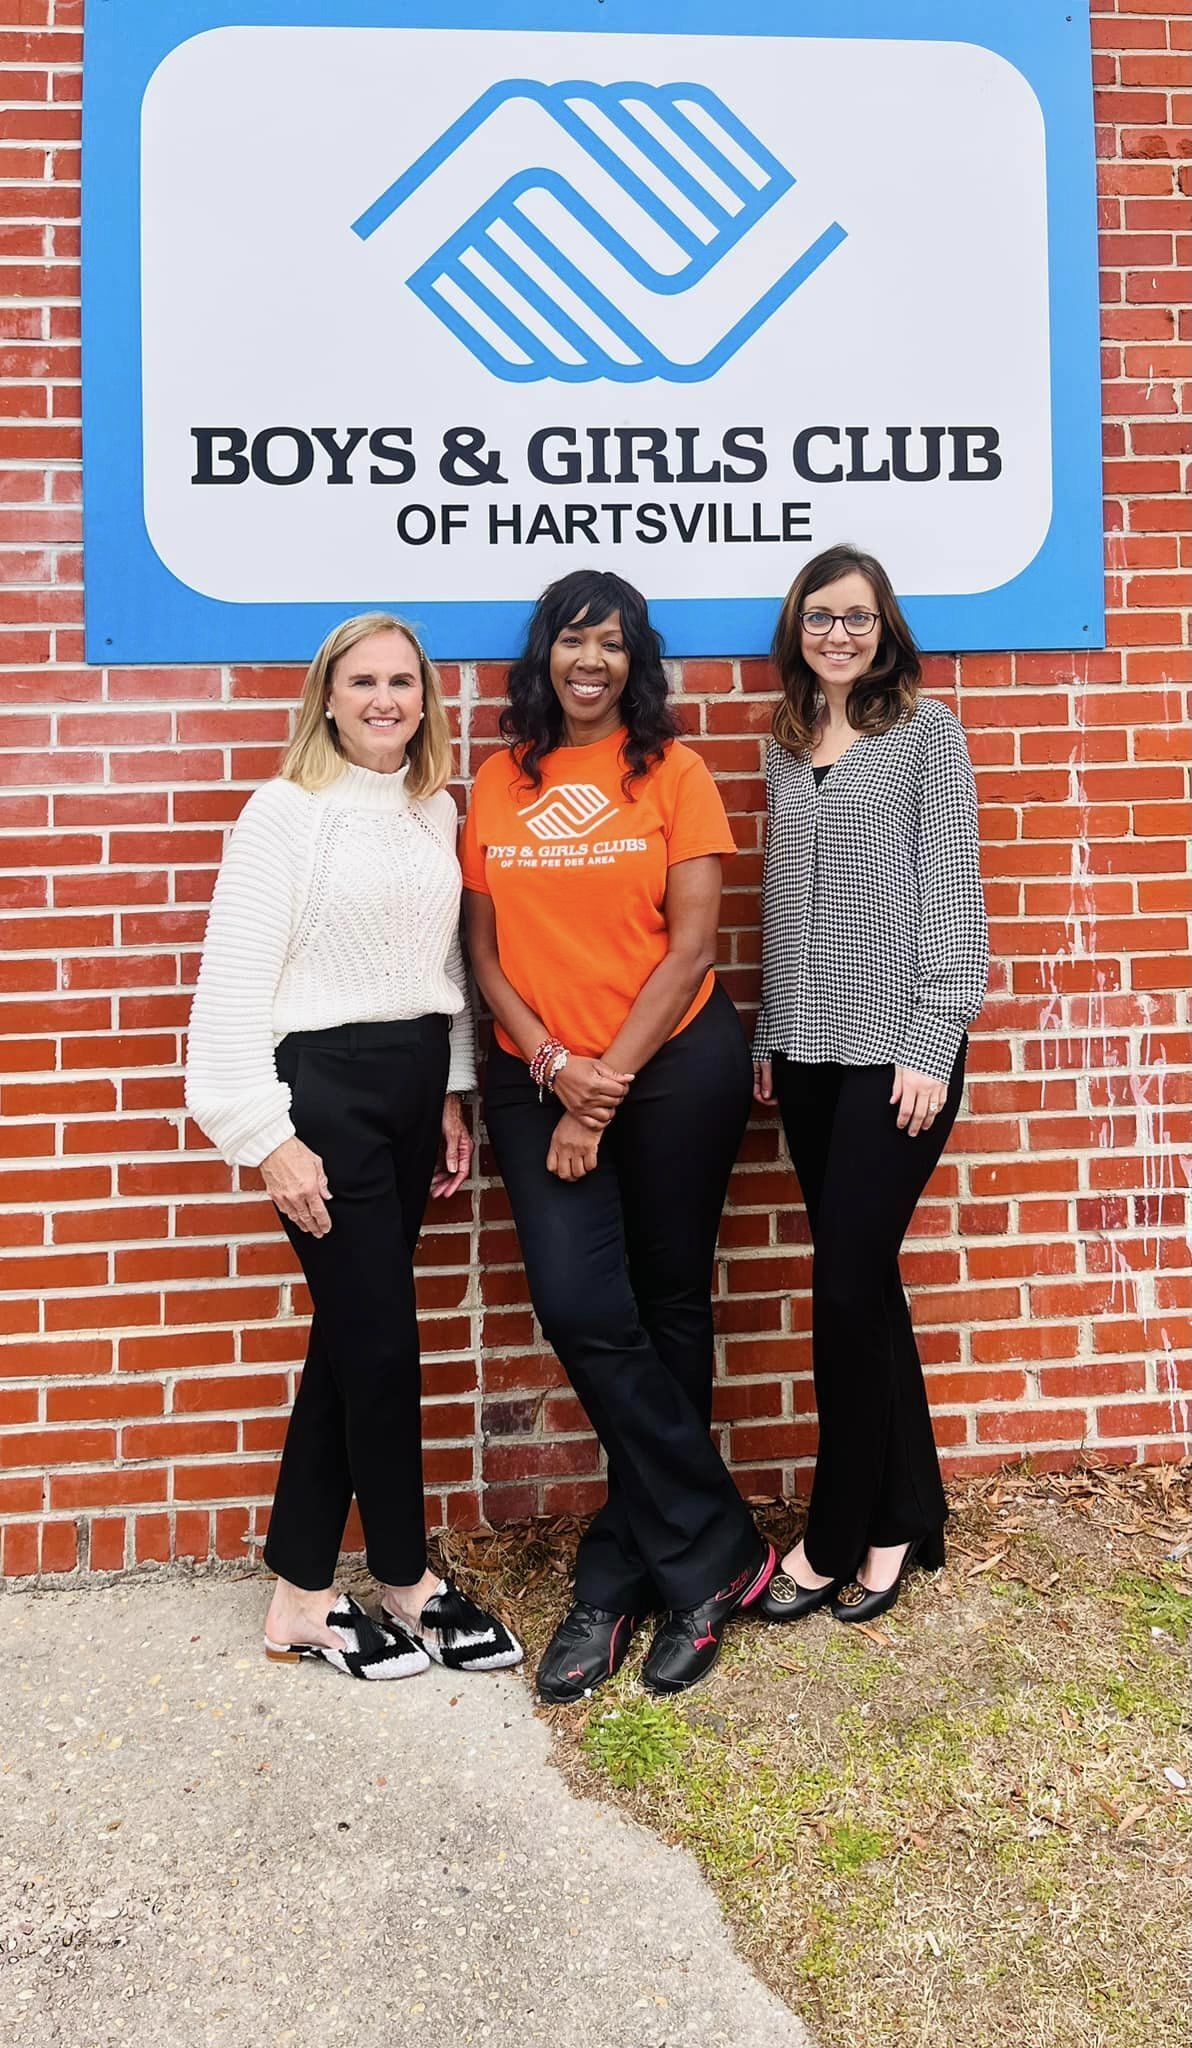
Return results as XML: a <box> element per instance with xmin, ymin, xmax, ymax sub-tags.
<box><xmin>641</xmin><ymin>1543</ymin><xmax>776</xmax><ymax>1696</ymax></box>
<box><xmin>536</xmin><ymin>1602</ymin><xmax>639</xmax><ymax>1704</ymax></box>
<box><xmin>831</xmin><ymin>1528</ymin><xmax>946</xmax><ymax>1626</ymax></box>
<box><xmin>757</xmin><ymin>1567</ymin><xmax>840</xmax><ymax>1622</ymax></box>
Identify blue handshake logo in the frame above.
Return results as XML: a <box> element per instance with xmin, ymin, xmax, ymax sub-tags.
<box><xmin>352</xmin><ymin>79</ymin><xmax>847</xmax><ymax>383</ymax></box>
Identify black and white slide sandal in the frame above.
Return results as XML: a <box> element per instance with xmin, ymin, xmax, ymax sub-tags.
<box><xmin>384</xmin><ymin>1578</ymin><xmax>524</xmax><ymax>1673</ymax></box>
<box><xmin>264</xmin><ymin>1593</ymin><xmax>429</xmax><ymax>1680</ymax></box>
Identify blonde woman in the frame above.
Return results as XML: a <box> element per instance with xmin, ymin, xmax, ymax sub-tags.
<box><xmin>186</xmin><ymin>614</ymin><xmax>521</xmax><ymax>1680</ymax></box>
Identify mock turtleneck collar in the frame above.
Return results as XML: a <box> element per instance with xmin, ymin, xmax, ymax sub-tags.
<box><xmin>324</xmin><ymin>757</ymin><xmax>412</xmax><ymax>813</ymax></box>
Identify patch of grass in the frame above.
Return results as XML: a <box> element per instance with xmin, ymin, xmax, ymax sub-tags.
<box><xmin>986</xmin><ymin>1572</ymin><xmax>1041</xmax><ymax>1606</ymax></box>
<box><xmin>1104</xmin><ymin>1665</ymin><xmax>1187</xmax><ymax>1735</ymax></box>
<box><xmin>582</xmin><ymin>1695</ymin><xmax>689</xmax><ymax>1788</ymax></box>
<box><xmin>826</xmin><ymin>1631</ymin><xmax>883</xmax><ymax>1698</ymax></box>
<box><xmin>795</xmin><ymin>1914</ymin><xmax>848</xmax><ymax>1986</ymax></box>
<box><xmin>1058</xmin><ymin>1643</ymin><xmax>1187</xmax><ymax>1739</ymax></box>
<box><xmin>1111</xmin><ymin>1568</ymin><xmax>1192</xmax><ymax>1645</ymax></box>
<box><xmin>443</xmin><ymin>1463</ymin><xmax>1192</xmax><ymax>2048</ymax></box>
<box><xmin>818</xmin><ymin>1819</ymin><xmax>889</xmax><ymax>1874</ymax></box>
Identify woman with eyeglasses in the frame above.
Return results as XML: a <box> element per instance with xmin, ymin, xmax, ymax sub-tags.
<box><xmin>752</xmin><ymin>543</ymin><xmax>988</xmax><ymax>1627</ymax></box>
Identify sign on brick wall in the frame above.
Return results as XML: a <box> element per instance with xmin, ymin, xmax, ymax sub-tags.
<box><xmin>82</xmin><ymin>1</ymin><xmax>1104</xmax><ymax>661</ymax></box>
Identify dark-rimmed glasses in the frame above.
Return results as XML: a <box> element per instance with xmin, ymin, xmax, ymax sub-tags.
<box><xmin>799</xmin><ymin>609</ymin><xmax>880</xmax><ymax>636</ymax></box>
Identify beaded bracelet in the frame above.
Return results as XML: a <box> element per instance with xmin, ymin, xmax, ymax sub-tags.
<box><xmin>529</xmin><ymin>1036</ymin><xmax>567</xmax><ymax>1095</ymax></box>
<box><xmin>542</xmin><ymin>1046</ymin><xmax>570</xmax><ymax>1097</ymax></box>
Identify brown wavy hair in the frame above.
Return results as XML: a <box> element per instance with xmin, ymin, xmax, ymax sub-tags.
<box><xmin>771</xmin><ymin>543</ymin><xmax>920</xmax><ymax>754</ymax></box>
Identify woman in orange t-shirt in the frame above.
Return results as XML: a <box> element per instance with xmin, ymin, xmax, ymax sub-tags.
<box><xmin>463</xmin><ymin>570</ymin><xmax>775</xmax><ymax>1702</ymax></box>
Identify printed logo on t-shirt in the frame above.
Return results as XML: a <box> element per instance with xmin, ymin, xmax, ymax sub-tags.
<box><xmin>519</xmin><ymin>783</ymin><xmax>619</xmax><ymax>842</ymax></box>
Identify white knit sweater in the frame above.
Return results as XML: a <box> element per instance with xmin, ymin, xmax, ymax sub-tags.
<box><xmin>185</xmin><ymin>761</ymin><xmax>476</xmax><ymax>1167</ymax></box>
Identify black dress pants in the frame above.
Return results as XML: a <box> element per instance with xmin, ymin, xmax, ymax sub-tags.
<box><xmin>262</xmin><ymin>1016</ymin><xmax>449</xmax><ymax>1592</ymax></box>
<box><xmin>772</xmin><ymin>1044</ymin><xmax>966</xmax><ymax>1579</ymax></box>
<box><xmin>483</xmin><ymin>983</ymin><xmax>760</xmax><ymax>1614</ymax></box>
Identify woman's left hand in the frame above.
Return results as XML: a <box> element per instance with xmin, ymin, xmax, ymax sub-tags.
<box><xmin>430</xmin><ymin>1093</ymin><xmax>473</xmax><ymax>1198</ymax></box>
<box><xmin>547</xmin><ymin>1111</ymin><xmax>601</xmax><ymax>1182</ymax></box>
<box><xmin>890</xmin><ymin>1066</ymin><xmax>947</xmax><ymax>1137</ymax></box>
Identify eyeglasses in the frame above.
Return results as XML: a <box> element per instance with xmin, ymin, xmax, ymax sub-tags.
<box><xmin>799</xmin><ymin>609</ymin><xmax>880</xmax><ymax>636</ymax></box>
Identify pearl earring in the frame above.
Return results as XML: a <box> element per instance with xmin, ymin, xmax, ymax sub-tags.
<box><xmin>324</xmin><ymin>708</ymin><xmax>334</xmax><ymax>721</ymax></box>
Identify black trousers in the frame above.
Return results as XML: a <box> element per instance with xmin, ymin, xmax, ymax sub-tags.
<box><xmin>771</xmin><ymin>1044</ymin><xmax>966</xmax><ymax>1579</ymax></box>
<box><xmin>262</xmin><ymin>1016</ymin><xmax>449</xmax><ymax>1592</ymax></box>
<box><xmin>483</xmin><ymin>982</ymin><xmax>760</xmax><ymax>1613</ymax></box>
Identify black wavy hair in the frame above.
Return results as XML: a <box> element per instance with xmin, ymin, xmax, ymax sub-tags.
<box><xmin>500</xmin><ymin>569</ymin><xmax>683</xmax><ymax>795</ymax></box>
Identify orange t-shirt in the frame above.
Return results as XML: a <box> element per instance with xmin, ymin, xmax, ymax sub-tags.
<box><xmin>460</xmin><ymin>727</ymin><xmax>736</xmax><ymax>1060</ymax></box>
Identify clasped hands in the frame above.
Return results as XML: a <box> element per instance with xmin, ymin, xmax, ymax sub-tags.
<box><xmin>546</xmin><ymin>1054</ymin><xmax>634</xmax><ymax>1182</ymax></box>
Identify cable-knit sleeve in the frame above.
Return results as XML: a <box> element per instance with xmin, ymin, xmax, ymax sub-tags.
<box><xmin>897</xmin><ymin>706</ymin><xmax>989</xmax><ymax>1081</ymax></box>
<box><xmin>185</xmin><ymin>783</ymin><xmax>302</xmax><ymax>1167</ymax></box>
<box><xmin>751</xmin><ymin>741</ymin><xmax>779</xmax><ymax>1060</ymax></box>
<box><xmin>433</xmin><ymin>790</ymin><xmax>477</xmax><ymax>1095</ymax></box>
<box><xmin>444</xmin><ymin>917</ymin><xmax>477</xmax><ymax>1094</ymax></box>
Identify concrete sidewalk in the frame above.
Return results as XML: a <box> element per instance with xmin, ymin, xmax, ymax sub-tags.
<box><xmin>1</xmin><ymin>1575</ymin><xmax>813</xmax><ymax>2048</ymax></box>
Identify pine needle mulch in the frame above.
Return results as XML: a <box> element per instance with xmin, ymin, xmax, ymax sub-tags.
<box><xmin>440</xmin><ymin>1462</ymin><xmax>1192</xmax><ymax>2048</ymax></box>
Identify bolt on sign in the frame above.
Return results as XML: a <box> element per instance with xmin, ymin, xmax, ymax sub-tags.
<box><xmin>82</xmin><ymin>2</ymin><xmax>1103</xmax><ymax>661</ymax></box>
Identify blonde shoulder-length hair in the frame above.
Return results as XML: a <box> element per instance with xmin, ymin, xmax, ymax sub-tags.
<box><xmin>280</xmin><ymin>612</ymin><xmax>453</xmax><ymax>799</ymax></box>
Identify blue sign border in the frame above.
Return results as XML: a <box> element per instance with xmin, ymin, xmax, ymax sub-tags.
<box><xmin>82</xmin><ymin>1</ymin><xmax>1104</xmax><ymax>661</ymax></box>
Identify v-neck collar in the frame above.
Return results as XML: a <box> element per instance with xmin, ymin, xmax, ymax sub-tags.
<box><xmin>804</xmin><ymin>734</ymin><xmax>867</xmax><ymax>784</ymax></box>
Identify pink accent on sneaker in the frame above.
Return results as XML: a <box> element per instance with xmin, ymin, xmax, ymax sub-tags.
<box><xmin>738</xmin><ymin>1544</ymin><xmax>778</xmax><ymax>1610</ymax></box>
<box><xmin>606</xmin><ymin>1617</ymin><xmax>624</xmax><ymax>1675</ymax></box>
<box><xmin>691</xmin><ymin>1628</ymin><xmax>717</xmax><ymax>1651</ymax></box>
<box><xmin>566</xmin><ymin>1665</ymin><xmax>586</xmax><ymax>1680</ymax></box>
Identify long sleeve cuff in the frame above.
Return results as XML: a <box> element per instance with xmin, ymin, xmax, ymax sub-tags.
<box><xmin>444</xmin><ymin>933</ymin><xmax>477</xmax><ymax>1093</ymax></box>
<box><xmin>897</xmin><ymin>1007</ymin><xmax>967</xmax><ymax>1084</ymax></box>
<box><xmin>447</xmin><ymin>1042</ymin><xmax>477</xmax><ymax>1094</ymax></box>
<box><xmin>185</xmin><ymin>1085</ymin><xmax>295</xmax><ymax>1170</ymax></box>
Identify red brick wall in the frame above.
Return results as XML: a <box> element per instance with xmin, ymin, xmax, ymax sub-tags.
<box><xmin>1</xmin><ymin>2</ymin><xmax>1189</xmax><ymax>1578</ymax></box>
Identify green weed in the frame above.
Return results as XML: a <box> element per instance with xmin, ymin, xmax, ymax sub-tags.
<box><xmin>1111</xmin><ymin>1570</ymin><xmax>1192</xmax><ymax>1646</ymax></box>
<box><xmin>818</xmin><ymin>1820</ymin><xmax>890</xmax><ymax>1874</ymax></box>
<box><xmin>583</xmin><ymin>1696</ymin><xmax>690</xmax><ymax>1789</ymax></box>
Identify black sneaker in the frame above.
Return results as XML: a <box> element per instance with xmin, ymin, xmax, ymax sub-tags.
<box><xmin>536</xmin><ymin>1602</ymin><xmax>638</xmax><ymax>1704</ymax></box>
<box><xmin>641</xmin><ymin>1544</ymin><xmax>776</xmax><ymax>1696</ymax></box>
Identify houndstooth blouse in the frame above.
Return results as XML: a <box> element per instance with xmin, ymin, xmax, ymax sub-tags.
<box><xmin>752</xmin><ymin>695</ymin><xmax>989</xmax><ymax>1084</ymax></box>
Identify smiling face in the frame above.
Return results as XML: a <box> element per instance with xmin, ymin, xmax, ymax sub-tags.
<box><xmin>798</xmin><ymin>570</ymin><xmax>883</xmax><ymax>698</ymax></box>
<box><xmin>325</xmin><ymin>627</ymin><xmax>424</xmax><ymax>774</ymax></box>
<box><xmin>548</xmin><ymin>607</ymin><xmax>631</xmax><ymax>746</ymax></box>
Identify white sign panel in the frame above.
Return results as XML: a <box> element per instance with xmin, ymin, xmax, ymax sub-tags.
<box><xmin>83</xmin><ymin>4</ymin><xmax>1103</xmax><ymax>658</ymax></box>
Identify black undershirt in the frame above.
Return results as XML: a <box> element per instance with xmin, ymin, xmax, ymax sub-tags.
<box><xmin>812</xmin><ymin>763</ymin><xmax>833</xmax><ymax>787</ymax></box>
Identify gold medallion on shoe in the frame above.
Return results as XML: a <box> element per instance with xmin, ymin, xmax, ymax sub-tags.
<box><xmin>829</xmin><ymin>1528</ymin><xmax>946</xmax><ymax>1626</ymax></box>
<box><xmin>757</xmin><ymin>1563</ymin><xmax>840</xmax><ymax>1622</ymax></box>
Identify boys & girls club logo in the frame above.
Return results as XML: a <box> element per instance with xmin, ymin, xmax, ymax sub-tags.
<box><xmin>518</xmin><ymin>785</ymin><xmax>621</xmax><ymax>841</ymax></box>
<box><xmin>352</xmin><ymin>79</ymin><xmax>848</xmax><ymax>384</ymax></box>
